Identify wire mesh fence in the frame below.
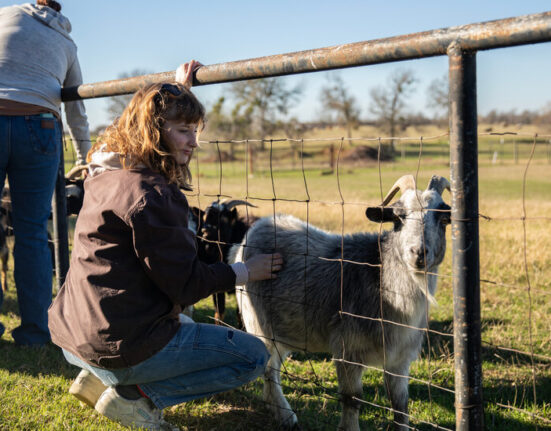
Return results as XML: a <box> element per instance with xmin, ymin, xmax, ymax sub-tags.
<box><xmin>49</xmin><ymin>129</ymin><xmax>550</xmax><ymax>430</ymax></box>
<box><xmin>170</xmin><ymin>130</ymin><xmax>551</xmax><ymax>429</ymax></box>
<box><xmin>189</xmin><ymin>131</ymin><xmax>549</xmax><ymax>430</ymax></box>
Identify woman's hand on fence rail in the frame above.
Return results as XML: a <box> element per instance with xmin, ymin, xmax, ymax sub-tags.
<box><xmin>175</xmin><ymin>60</ymin><xmax>203</xmax><ymax>89</ymax></box>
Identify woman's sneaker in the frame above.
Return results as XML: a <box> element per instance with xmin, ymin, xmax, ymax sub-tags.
<box><xmin>95</xmin><ymin>387</ymin><xmax>178</xmax><ymax>430</ymax></box>
<box><xmin>69</xmin><ymin>369</ymin><xmax>107</xmax><ymax>408</ymax></box>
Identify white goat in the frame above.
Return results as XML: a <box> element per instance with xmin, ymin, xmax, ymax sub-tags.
<box><xmin>231</xmin><ymin>175</ymin><xmax>451</xmax><ymax>431</ymax></box>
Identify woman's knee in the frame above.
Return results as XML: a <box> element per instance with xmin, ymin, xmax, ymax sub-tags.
<box><xmin>243</xmin><ymin>332</ymin><xmax>270</xmax><ymax>375</ymax></box>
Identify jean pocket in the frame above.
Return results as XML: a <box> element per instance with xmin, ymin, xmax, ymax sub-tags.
<box><xmin>25</xmin><ymin>116</ymin><xmax>61</xmax><ymax>156</ymax></box>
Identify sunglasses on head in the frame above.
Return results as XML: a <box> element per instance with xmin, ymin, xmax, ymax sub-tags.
<box><xmin>159</xmin><ymin>83</ymin><xmax>182</xmax><ymax>96</ymax></box>
<box><xmin>154</xmin><ymin>83</ymin><xmax>182</xmax><ymax>108</ymax></box>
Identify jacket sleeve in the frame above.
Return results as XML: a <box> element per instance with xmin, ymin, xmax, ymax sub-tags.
<box><xmin>63</xmin><ymin>54</ymin><xmax>91</xmax><ymax>165</ymax></box>
<box><xmin>128</xmin><ymin>190</ymin><xmax>236</xmax><ymax>306</ymax></box>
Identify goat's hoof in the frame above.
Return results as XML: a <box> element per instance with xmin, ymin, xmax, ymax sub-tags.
<box><xmin>214</xmin><ymin>312</ymin><xmax>224</xmax><ymax>325</ymax></box>
<box><xmin>277</xmin><ymin>413</ymin><xmax>299</xmax><ymax>430</ymax></box>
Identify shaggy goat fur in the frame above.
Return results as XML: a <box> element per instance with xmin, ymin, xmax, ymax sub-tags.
<box><xmin>231</xmin><ymin>175</ymin><xmax>451</xmax><ymax>431</ymax></box>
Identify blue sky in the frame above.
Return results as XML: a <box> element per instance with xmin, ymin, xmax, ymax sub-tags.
<box><xmin>3</xmin><ymin>0</ymin><xmax>551</xmax><ymax>130</ymax></box>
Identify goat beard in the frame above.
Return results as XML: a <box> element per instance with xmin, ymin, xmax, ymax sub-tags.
<box><xmin>411</xmin><ymin>270</ymin><xmax>438</xmax><ymax>306</ymax></box>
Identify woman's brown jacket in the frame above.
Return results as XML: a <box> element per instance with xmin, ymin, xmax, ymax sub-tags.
<box><xmin>48</xmin><ymin>168</ymin><xmax>235</xmax><ymax>368</ymax></box>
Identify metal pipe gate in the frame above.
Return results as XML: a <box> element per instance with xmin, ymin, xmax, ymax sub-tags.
<box><xmin>448</xmin><ymin>43</ymin><xmax>483</xmax><ymax>430</ymax></box>
<box><xmin>58</xmin><ymin>11</ymin><xmax>551</xmax><ymax>430</ymax></box>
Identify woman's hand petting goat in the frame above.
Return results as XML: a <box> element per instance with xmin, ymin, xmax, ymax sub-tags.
<box><xmin>245</xmin><ymin>253</ymin><xmax>283</xmax><ymax>282</ymax></box>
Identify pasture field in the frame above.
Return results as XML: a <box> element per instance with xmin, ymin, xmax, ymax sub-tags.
<box><xmin>1</xmin><ymin>129</ymin><xmax>550</xmax><ymax>430</ymax></box>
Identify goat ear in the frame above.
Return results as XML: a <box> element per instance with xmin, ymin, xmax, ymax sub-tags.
<box><xmin>190</xmin><ymin>207</ymin><xmax>205</xmax><ymax>220</ymax></box>
<box><xmin>229</xmin><ymin>208</ymin><xmax>238</xmax><ymax>222</ymax></box>
<box><xmin>365</xmin><ymin>207</ymin><xmax>395</xmax><ymax>223</ymax></box>
<box><xmin>439</xmin><ymin>203</ymin><xmax>452</xmax><ymax>225</ymax></box>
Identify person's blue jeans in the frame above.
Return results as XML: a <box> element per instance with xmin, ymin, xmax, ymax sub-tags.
<box><xmin>0</xmin><ymin>114</ymin><xmax>61</xmax><ymax>345</ymax></box>
<box><xmin>63</xmin><ymin>315</ymin><xmax>269</xmax><ymax>409</ymax></box>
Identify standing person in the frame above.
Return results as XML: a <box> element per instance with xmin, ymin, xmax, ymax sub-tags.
<box><xmin>48</xmin><ymin>62</ymin><xmax>283</xmax><ymax>430</ymax></box>
<box><xmin>0</xmin><ymin>0</ymin><xmax>91</xmax><ymax>345</ymax></box>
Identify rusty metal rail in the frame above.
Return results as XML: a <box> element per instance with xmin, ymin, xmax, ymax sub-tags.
<box><xmin>56</xmin><ymin>10</ymin><xmax>551</xmax><ymax>431</ymax></box>
<box><xmin>61</xmin><ymin>11</ymin><xmax>551</xmax><ymax>101</ymax></box>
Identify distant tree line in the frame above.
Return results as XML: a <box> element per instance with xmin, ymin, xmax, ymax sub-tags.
<box><xmin>479</xmin><ymin>106</ymin><xmax>551</xmax><ymax>126</ymax></box>
<box><xmin>100</xmin><ymin>69</ymin><xmax>551</xmax><ymax>152</ymax></box>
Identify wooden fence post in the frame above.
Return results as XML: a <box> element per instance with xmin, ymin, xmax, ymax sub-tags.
<box><xmin>329</xmin><ymin>144</ymin><xmax>335</xmax><ymax>173</ymax></box>
<box><xmin>248</xmin><ymin>144</ymin><xmax>254</xmax><ymax>176</ymax></box>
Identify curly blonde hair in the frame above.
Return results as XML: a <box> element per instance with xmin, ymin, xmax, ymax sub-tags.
<box><xmin>37</xmin><ymin>0</ymin><xmax>61</xmax><ymax>12</ymax></box>
<box><xmin>89</xmin><ymin>82</ymin><xmax>205</xmax><ymax>190</ymax></box>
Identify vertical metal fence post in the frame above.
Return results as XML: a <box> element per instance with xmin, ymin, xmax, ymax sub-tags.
<box><xmin>448</xmin><ymin>43</ymin><xmax>484</xmax><ymax>431</ymax></box>
<box><xmin>52</xmin><ymin>145</ymin><xmax>69</xmax><ymax>292</ymax></box>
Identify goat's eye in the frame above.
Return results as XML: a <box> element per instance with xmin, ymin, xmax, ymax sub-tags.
<box><xmin>396</xmin><ymin>211</ymin><xmax>407</xmax><ymax>221</ymax></box>
<box><xmin>440</xmin><ymin>213</ymin><xmax>451</xmax><ymax>225</ymax></box>
<box><xmin>392</xmin><ymin>212</ymin><xmax>406</xmax><ymax>224</ymax></box>
<box><xmin>437</xmin><ymin>204</ymin><xmax>451</xmax><ymax>225</ymax></box>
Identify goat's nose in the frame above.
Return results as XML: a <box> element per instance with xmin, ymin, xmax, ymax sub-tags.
<box><xmin>410</xmin><ymin>247</ymin><xmax>427</xmax><ymax>267</ymax></box>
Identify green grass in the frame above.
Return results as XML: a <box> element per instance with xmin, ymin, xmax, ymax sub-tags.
<box><xmin>1</xmin><ymin>129</ymin><xmax>550</xmax><ymax>430</ymax></box>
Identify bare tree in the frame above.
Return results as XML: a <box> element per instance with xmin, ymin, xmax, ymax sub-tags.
<box><xmin>229</xmin><ymin>78</ymin><xmax>302</xmax><ymax>150</ymax></box>
<box><xmin>105</xmin><ymin>69</ymin><xmax>152</xmax><ymax>120</ymax></box>
<box><xmin>228</xmin><ymin>101</ymin><xmax>254</xmax><ymax>141</ymax></box>
<box><xmin>204</xmin><ymin>96</ymin><xmax>253</xmax><ymax>158</ymax></box>
<box><xmin>205</xmin><ymin>96</ymin><xmax>231</xmax><ymax>136</ymax></box>
<box><xmin>426</xmin><ymin>74</ymin><xmax>448</xmax><ymax>122</ymax></box>
<box><xmin>535</xmin><ymin>101</ymin><xmax>551</xmax><ymax>127</ymax></box>
<box><xmin>369</xmin><ymin>69</ymin><xmax>417</xmax><ymax>152</ymax></box>
<box><xmin>281</xmin><ymin>117</ymin><xmax>306</xmax><ymax>140</ymax></box>
<box><xmin>319</xmin><ymin>73</ymin><xmax>361</xmax><ymax>138</ymax></box>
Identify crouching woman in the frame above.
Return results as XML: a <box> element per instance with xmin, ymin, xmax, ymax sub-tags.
<box><xmin>48</xmin><ymin>64</ymin><xmax>282</xmax><ymax>430</ymax></box>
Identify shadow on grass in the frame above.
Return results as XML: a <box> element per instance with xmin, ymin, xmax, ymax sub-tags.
<box><xmin>162</xmin><ymin>366</ymin><xmax>551</xmax><ymax>431</ymax></box>
<box><xmin>1</xmin><ymin>296</ymin><xmax>547</xmax><ymax>430</ymax></box>
<box><xmin>0</xmin><ymin>338</ymin><xmax>77</xmax><ymax>379</ymax></box>
<box><xmin>192</xmin><ymin>305</ymin><xmax>549</xmax><ymax>429</ymax></box>
<box><xmin>1</xmin><ymin>292</ymin><xmax>20</xmax><ymax>315</ymax></box>
<box><xmin>408</xmin><ymin>375</ymin><xmax>551</xmax><ymax>431</ymax></box>
<box><xmin>426</xmin><ymin>318</ymin><xmax>551</xmax><ymax>366</ymax></box>
<box><xmin>167</xmin><ymin>384</ymin><xmax>401</xmax><ymax>431</ymax></box>
<box><xmin>0</xmin><ymin>287</ymin><xmax>81</xmax><ymax>380</ymax></box>
<box><xmin>167</xmin><ymin>389</ymin><xmax>284</xmax><ymax>431</ymax></box>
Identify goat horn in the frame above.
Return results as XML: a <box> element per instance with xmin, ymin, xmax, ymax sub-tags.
<box><xmin>66</xmin><ymin>165</ymin><xmax>88</xmax><ymax>180</ymax></box>
<box><xmin>220</xmin><ymin>199</ymin><xmax>258</xmax><ymax>210</ymax></box>
<box><xmin>381</xmin><ymin>175</ymin><xmax>417</xmax><ymax>206</ymax></box>
<box><xmin>427</xmin><ymin>175</ymin><xmax>451</xmax><ymax>195</ymax></box>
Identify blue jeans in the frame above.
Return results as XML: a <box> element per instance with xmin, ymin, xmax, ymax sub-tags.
<box><xmin>63</xmin><ymin>315</ymin><xmax>269</xmax><ymax>409</ymax></box>
<box><xmin>0</xmin><ymin>114</ymin><xmax>61</xmax><ymax>345</ymax></box>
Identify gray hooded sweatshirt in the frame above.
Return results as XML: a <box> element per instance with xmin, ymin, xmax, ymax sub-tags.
<box><xmin>0</xmin><ymin>3</ymin><xmax>90</xmax><ymax>163</ymax></box>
